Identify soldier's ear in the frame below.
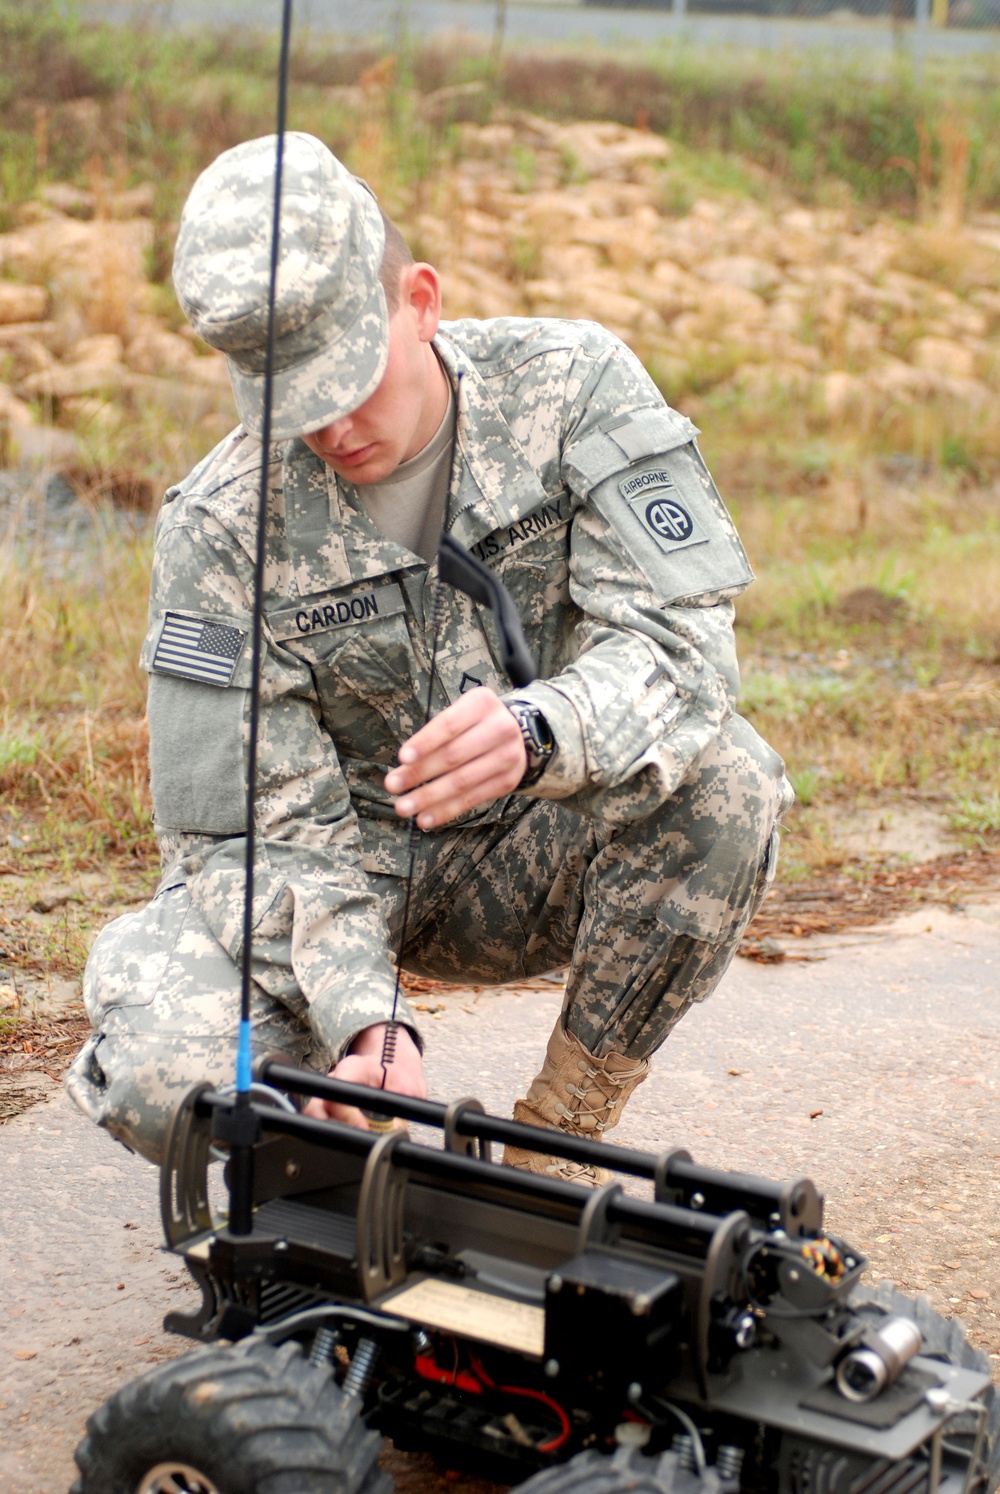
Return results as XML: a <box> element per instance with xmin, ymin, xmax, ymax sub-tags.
<box><xmin>402</xmin><ymin>262</ymin><xmax>442</xmax><ymax>342</ymax></box>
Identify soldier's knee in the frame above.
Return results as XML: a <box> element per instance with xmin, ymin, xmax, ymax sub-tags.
<box><xmin>67</xmin><ymin>882</ymin><xmax>313</xmax><ymax>1164</ymax></box>
<box><xmin>65</xmin><ymin>1031</ymin><xmax>236</xmax><ymax>1165</ymax></box>
<box><xmin>606</xmin><ymin>717</ymin><xmax>790</xmax><ymax>946</ymax></box>
<box><xmin>680</xmin><ymin>715</ymin><xmax>791</xmax><ymax>849</ymax></box>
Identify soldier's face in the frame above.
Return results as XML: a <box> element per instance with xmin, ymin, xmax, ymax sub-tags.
<box><xmin>301</xmin><ymin>263</ymin><xmax>448</xmax><ymax>486</ymax></box>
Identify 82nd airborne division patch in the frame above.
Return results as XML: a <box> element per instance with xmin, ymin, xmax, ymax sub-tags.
<box><xmin>620</xmin><ymin>469</ymin><xmax>707</xmax><ymax>556</ymax></box>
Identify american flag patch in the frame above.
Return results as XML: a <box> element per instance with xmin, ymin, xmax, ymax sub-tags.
<box><xmin>152</xmin><ymin>612</ymin><xmax>246</xmax><ymax>687</ymax></box>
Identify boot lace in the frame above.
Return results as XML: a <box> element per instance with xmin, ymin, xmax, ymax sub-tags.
<box><xmin>543</xmin><ymin>1156</ymin><xmax>607</xmax><ymax>1186</ymax></box>
<box><xmin>556</xmin><ymin>1056</ymin><xmax>648</xmax><ymax>1135</ymax></box>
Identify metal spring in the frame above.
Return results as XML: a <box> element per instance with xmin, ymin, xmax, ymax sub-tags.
<box><xmin>716</xmin><ymin>1445</ymin><xmax>745</xmax><ymax>1483</ymax></box>
<box><xmin>342</xmin><ymin>1336</ymin><xmax>380</xmax><ymax>1401</ymax></box>
<box><xmin>672</xmin><ymin>1434</ymin><xmax>696</xmax><ymax>1473</ymax></box>
<box><xmin>309</xmin><ymin>1326</ymin><xmax>338</xmax><ymax>1368</ymax></box>
<box><xmin>380</xmin><ymin>1021</ymin><xmax>399</xmax><ymax>1070</ymax></box>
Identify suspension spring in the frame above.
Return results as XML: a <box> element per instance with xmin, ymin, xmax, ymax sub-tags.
<box><xmin>309</xmin><ymin>1326</ymin><xmax>339</xmax><ymax>1368</ymax></box>
<box><xmin>672</xmin><ymin>1434</ymin><xmax>696</xmax><ymax>1473</ymax></box>
<box><xmin>343</xmin><ymin>1336</ymin><xmax>380</xmax><ymax>1401</ymax></box>
<box><xmin>716</xmin><ymin>1444</ymin><xmax>745</xmax><ymax>1483</ymax></box>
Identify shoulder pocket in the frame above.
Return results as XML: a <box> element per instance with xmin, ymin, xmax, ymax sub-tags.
<box><xmin>147</xmin><ymin>673</ymin><xmax>248</xmax><ymax>834</ymax></box>
<box><xmin>565</xmin><ymin>411</ymin><xmax>754</xmax><ymax>605</ymax></box>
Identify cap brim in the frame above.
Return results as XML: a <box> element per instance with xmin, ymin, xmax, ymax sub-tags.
<box><xmin>228</xmin><ymin>279</ymin><xmax>389</xmax><ymax>442</ymax></box>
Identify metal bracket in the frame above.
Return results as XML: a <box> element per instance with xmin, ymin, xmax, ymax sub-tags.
<box><xmin>443</xmin><ymin>1097</ymin><xmax>492</xmax><ymax>1162</ymax></box>
<box><xmin>160</xmin><ymin>1082</ymin><xmax>216</xmax><ymax>1249</ymax></box>
<box><xmin>778</xmin><ymin>1176</ymin><xmax>824</xmax><ymax>1236</ymax></box>
<box><xmin>653</xmin><ymin>1147</ymin><xmax>694</xmax><ymax>1206</ymax></box>
<box><xmin>356</xmin><ymin>1129</ymin><xmax>408</xmax><ymax>1301</ymax></box>
<box><xmin>577</xmin><ymin>1182</ymin><xmax>624</xmax><ymax>1253</ymax></box>
<box><xmin>696</xmin><ymin>1209</ymin><xmax>751</xmax><ymax>1398</ymax></box>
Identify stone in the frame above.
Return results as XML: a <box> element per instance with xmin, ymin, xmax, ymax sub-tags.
<box><xmin>0</xmin><ymin>283</ymin><xmax>49</xmax><ymax>325</ymax></box>
<box><xmin>117</xmin><ymin>371</ymin><xmax>235</xmax><ymax>425</ymax></box>
<box><xmin>519</xmin><ymin>191</ymin><xmax>594</xmax><ymax>234</ymax></box>
<box><xmin>651</xmin><ymin>259</ymin><xmax>697</xmax><ymax>290</ymax></box>
<box><xmin>699</xmin><ymin>255</ymin><xmax>783</xmax><ymax>295</ymax></box>
<box><xmin>457</xmin><ymin>231</ymin><xmax>510</xmax><ymax>274</ymax></box>
<box><xmin>9</xmin><ymin>424</ymin><xmax>82</xmax><ymax>467</ymax></box>
<box><xmin>823</xmin><ymin>371</ymin><xmax>866</xmax><ymax>418</ymax></box>
<box><xmin>869</xmin><ymin>358</ymin><xmax>925</xmax><ymax>397</ymax></box>
<box><xmin>729</xmin><ymin>362</ymin><xmax>816</xmax><ymax>398</ymax></box>
<box><xmin>39</xmin><ymin>183</ymin><xmax>95</xmax><ymax>219</ymax></box>
<box><xmin>66</xmin><ymin>334</ymin><xmax>125</xmax><ymax>366</ymax></box>
<box><xmin>1</xmin><ymin>336</ymin><xmax>55</xmax><ymax>380</ymax></box>
<box><xmin>768</xmin><ymin>297</ymin><xmax>805</xmax><ymax>334</ymax></box>
<box><xmin>186</xmin><ymin>354</ymin><xmax>231</xmax><ymax>392</ymax></box>
<box><xmin>0</xmin><ymin>219</ymin><xmax>152</xmax><ymax>337</ymax></box>
<box><xmin>526</xmin><ymin>119</ymin><xmax>671</xmax><ymax>181</ymax></box>
<box><xmin>700</xmin><ymin>282</ymin><xmax>769</xmax><ymax>326</ymax></box>
<box><xmin>21</xmin><ymin>362</ymin><xmax>129</xmax><ymax>400</ymax></box>
<box><xmin>0</xmin><ymin>384</ymin><xmax>35</xmax><ymax>428</ymax></box>
<box><xmin>108</xmin><ymin>183</ymin><xmax>156</xmax><ymax>219</ymax></box>
<box><xmin>910</xmin><ymin>336</ymin><xmax>976</xmax><ymax>380</ymax></box>
<box><xmin>61</xmin><ymin>396</ymin><xmax>118</xmax><ymax>431</ymax></box>
<box><xmin>523</xmin><ymin>279</ymin><xmax>569</xmax><ymax>317</ymax></box>
<box><xmin>842</xmin><ymin>315</ymin><xmax>881</xmax><ymax>361</ymax></box>
<box><xmin>538</xmin><ymin>243</ymin><xmax>603</xmax><ymax>280</ymax></box>
<box><xmin>125</xmin><ymin>326</ymin><xmax>198</xmax><ymax>377</ymax></box>
<box><xmin>565</xmin><ymin>275</ymin><xmax>652</xmax><ymax>332</ymax></box>
<box><xmin>0</xmin><ymin>320</ymin><xmax>62</xmax><ymax>349</ymax></box>
<box><xmin>923</xmin><ymin>373</ymin><xmax>993</xmax><ymax>408</ymax></box>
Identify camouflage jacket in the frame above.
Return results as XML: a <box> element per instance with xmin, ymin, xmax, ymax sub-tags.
<box><xmin>143</xmin><ymin>318</ymin><xmax>754</xmax><ymax>1057</ymax></box>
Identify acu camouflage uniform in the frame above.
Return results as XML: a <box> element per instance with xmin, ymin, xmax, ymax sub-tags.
<box><xmin>68</xmin><ymin>315</ymin><xmax>790</xmax><ymax>1163</ymax></box>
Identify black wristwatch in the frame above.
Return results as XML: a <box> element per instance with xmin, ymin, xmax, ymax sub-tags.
<box><xmin>506</xmin><ymin>701</ymin><xmax>555</xmax><ymax>789</ymax></box>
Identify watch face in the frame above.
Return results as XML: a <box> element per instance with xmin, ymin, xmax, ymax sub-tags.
<box><xmin>529</xmin><ymin>714</ymin><xmax>554</xmax><ymax>754</ymax></box>
<box><xmin>518</xmin><ymin>706</ymin><xmax>553</xmax><ymax>758</ymax></box>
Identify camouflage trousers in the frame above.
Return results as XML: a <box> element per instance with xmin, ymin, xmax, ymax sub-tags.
<box><xmin>66</xmin><ymin>715</ymin><xmax>791</xmax><ymax>1162</ymax></box>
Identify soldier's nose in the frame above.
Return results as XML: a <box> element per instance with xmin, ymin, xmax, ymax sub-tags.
<box><xmin>312</xmin><ymin>417</ymin><xmax>353</xmax><ymax>454</ymax></box>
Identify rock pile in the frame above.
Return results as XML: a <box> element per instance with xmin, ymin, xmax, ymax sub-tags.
<box><xmin>422</xmin><ymin>114</ymin><xmax>1000</xmax><ymax>422</ymax></box>
<box><xmin>1</xmin><ymin>111</ymin><xmax>997</xmax><ymax>490</ymax></box>
<box><xmin>0</xmin><ymin>192</ymin><xmax>231</xmax><ymax>485</ymax></box>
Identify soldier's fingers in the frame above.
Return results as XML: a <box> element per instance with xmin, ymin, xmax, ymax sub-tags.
<box><xmin>393</xmin><ymin>687</ymin><xmax>504</xmax><ymax>772</ymax></box>
<box><xmin>391</xmin><ymin>714</ymin><xmax>521</xmax><ymax>798</ymax></box>
<box><xmin>394</xmin><ymin>737</ymin><xmax>524</xmax><ymax>822</ymax></box>
<box><xmin>303</xmin><ymin>1096</ymin><xmax>369</xmax><ymax>1128</ymax></box>
<box><xmin>417</xmin><ymin>767</ymin><xmax>524</xmax><ymax>827</ymax></box>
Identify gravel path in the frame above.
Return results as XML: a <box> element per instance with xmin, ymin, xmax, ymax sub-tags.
<box><xmin>2</xmin><ymin>897</ymin><xmax>998</xmax><ymax>1492</ymax></box>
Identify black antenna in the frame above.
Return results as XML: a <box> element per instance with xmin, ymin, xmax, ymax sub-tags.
<box><xmin>223</xmin><ymin>0</ymin><xmax>294</xmax><ymax>1238</ymax></box>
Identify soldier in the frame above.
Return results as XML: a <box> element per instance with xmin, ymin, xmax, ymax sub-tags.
<box><xmin>67</xmin><ymin>132</ymin><xmax>792</xmax><ymax>1184</ymax></box>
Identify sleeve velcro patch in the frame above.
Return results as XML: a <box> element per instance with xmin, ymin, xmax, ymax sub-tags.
<box><xmin>151</xmin><ymin>611</ymin><xmax>247</xmax><ymax>687</ymax></box>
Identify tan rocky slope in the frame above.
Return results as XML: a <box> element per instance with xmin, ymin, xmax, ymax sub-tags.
<box><xmin>1</xmin><ymin>113</ymin><xmax>998</xmax><ymax>473</ymax></box>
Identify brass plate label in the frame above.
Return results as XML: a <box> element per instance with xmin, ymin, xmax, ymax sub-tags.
<box><xmin>382</xmin><ymin>1277</ymin><xmax>544</xmax><ymax>1357</ymax></box>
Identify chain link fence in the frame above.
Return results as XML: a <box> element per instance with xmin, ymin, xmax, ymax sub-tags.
<box><xmin>587</xmin><ymin>0</ymin><xmax>995</xmax><ymax>26</ymax></box>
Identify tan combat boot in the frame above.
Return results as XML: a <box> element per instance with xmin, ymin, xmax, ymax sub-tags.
<box><xmin>502</xmin><ymin>1021</ymin><xmax>650</xmax><ymax>1186</ymax></box>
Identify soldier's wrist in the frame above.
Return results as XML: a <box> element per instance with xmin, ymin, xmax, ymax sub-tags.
<box><xmin>506</xmin><ymin>700</ymin><xmax>556</xmax><ymax>788</ymax></box>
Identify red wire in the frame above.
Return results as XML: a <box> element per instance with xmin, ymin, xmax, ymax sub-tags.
<box><xmin>469</xmin><ymin>1354</ymin><xmax>572</xmax><ymax>1453</ymax></box>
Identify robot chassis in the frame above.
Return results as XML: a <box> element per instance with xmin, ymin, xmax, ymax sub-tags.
<box><xmin>72</xmin><ymin>1059</ymin><xmax>998</xmax><ymax>1494</ymax></box>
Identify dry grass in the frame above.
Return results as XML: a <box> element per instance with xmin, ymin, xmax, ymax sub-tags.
<box><xmin>0</xmin><ymin>526</ymin><xmax>155</xmax><ymax>882</ymax></box>
<box><xmin>723</xmin><ymin>447</ymin><xmax>1000</xmax><ymax>876</ymax></box>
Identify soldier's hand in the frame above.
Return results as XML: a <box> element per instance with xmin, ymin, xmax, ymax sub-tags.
<box><xmin>303</xmin><ymin>1021</ymin><xmax>427</xmax><ymax>1129</ymax></box>
<box><xmin>384</xmin><ymin>686</ymin><xmax>526</xmax><ymax>828</ymax></box>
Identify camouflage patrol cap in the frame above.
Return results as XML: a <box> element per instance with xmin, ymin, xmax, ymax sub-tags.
<box><xmin>172</xmin><ymin>132</ymin><xmax>387</xmax><ymax>441</ymax></box>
